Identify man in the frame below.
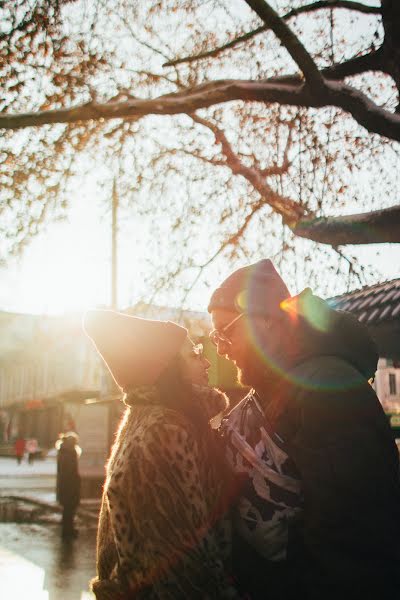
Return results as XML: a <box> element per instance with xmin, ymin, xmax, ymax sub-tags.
<box><xmin>208</xmin><ymin>259</ymin><xmax>400</xmax><ymax>599</ymax></box>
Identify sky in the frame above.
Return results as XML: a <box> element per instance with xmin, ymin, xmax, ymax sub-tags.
<box><xmin>0</xmin><ymin>179</ymin><xmax>398</xmax><ymax>317</ymax></box>
<box><xmin>1</xmin><ymin>0</ymin><xmax>399</xmax><ymax>316</ymax></box>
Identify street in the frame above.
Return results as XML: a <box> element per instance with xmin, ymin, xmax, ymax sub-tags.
<box><xmin>0</xmin><ymin>454</ymin><xmax>57</xmax><ymax>503</ymax></box>
<box><xmin>0</xmin><ymin>523</ymin><xmax>97</xmax><ymax>600</ymax></box>
<box><xmin>0</xmin><ymin>457</ymin><xmax>97</xmax><ymax>600</ymax></box>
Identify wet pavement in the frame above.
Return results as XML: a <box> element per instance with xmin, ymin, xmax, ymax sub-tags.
<box><xmin>0</xmin><ymin>522</ymin><xmax>97</xmax><ymax>599</ymax></box>
<box><xmin>0</xmin><ymin>457</ymin><xmax>98</xmax><ymax>599</ymax></box>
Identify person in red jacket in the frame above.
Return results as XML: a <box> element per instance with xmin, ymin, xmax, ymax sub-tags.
<box><xmin>14</xmin><ymin>436</ymin><xmax>25</xmax><ymax>465</ymax></box>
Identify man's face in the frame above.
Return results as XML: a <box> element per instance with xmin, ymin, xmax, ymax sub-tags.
<box><xmin>210</xmin><ymin>309</ymin><xmax>267</xmax><ymax>388</ymax></box>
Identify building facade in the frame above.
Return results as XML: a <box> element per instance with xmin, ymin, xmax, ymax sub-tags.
<box><xmin>329</xmin><ymin>278</ymin><xmax>400</xmax><ymax>440</ymax></box>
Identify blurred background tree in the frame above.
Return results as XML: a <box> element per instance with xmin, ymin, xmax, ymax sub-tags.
<box><xmin>1</xmin><ymin>0</ymin><xmax>399</xmax><ymax>308</ymax></box>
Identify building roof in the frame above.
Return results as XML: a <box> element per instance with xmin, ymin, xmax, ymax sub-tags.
<box><xmin>329</xmin><ymin>278</ymin><xmax>400</xmax><ymax>325</ymax></box>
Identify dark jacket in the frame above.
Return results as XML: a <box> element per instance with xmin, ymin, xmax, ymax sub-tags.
<box><xmin>56</xmin><ymin>440</ymin><xmax>81</xmax><ymax>508</ymax></box>
<box><xmin>222</xmin><ymin>291</ymin><xmax>400</xmax><ymax>599</ymax></box>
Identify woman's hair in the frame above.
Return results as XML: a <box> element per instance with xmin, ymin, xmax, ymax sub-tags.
<box><xmin>122</xmin><ymin>348</ymin><xmax>235</xmax><ymax>519</ymax></box>
<box><xmin>155</xmin><ymin>353</ymin><xmax>208</xmax><ymax>428</ymax></box>
<box><xmin>157</xmin><ymin>351</ymin><xmax>235</xmax><ymax>511</ymax></box>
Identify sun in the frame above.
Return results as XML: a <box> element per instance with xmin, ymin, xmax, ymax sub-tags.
<box><xmin>15</xmin><ymin>224</ymin><xmax>109</xmax><ymax>314</ymax></box>
<box><xmin>1</xmin><ymin>188</ymin><xmax>113</xmax><ymax>315</ymax></box>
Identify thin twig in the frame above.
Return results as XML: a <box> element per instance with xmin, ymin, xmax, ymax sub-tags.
<box><xmin>163</xmin><ymin>1</ymin><xmax>380</xmax><ymax>68</ymax></box>
<box><xmin>245</xmin><ymin>0</ymin><xmax>324</xmax><ymax>90</ymax></box>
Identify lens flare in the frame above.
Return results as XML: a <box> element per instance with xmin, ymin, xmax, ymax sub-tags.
<box><xmin>280</xmin><ymin>288</ymin><xmax>333</xmax><ymax>333</ymax></box>
<box><xmin>241</xmin><ymin>296</ymin><xmax>365</xmax><ymax>394</ymax></box>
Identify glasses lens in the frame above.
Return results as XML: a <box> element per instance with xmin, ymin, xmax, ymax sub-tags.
<box><xmin>193</xmin><ymin>343</ymin><xmax>203</xmax><ymax>356</ymax></box>
<box><xmin>210</xmin><ymin>313</ymin><xmax>243</xmax><ymax>347</ymax></box>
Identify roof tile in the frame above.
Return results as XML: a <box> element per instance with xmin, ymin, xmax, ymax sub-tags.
<box><xmin>392</xmin><ymin>302</ymin><xmax>400</xmax><ymax>319</ymax></box>
<box><xmin>329</xmin><ymin>278</ymin><xmax>400</xmax><ymax>325</ymax></box>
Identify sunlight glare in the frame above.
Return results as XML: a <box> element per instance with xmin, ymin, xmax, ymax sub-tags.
<box><xmin>0</xmin><ymin>545</ymin><xmax>48</xmax><ymax>600</ymax></box>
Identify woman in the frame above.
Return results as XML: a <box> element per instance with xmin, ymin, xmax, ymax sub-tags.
<box><xmin>56</xmin><ymin>431</ymin><xmax>81</xmax><ymax>539</ymax></box>
<box><xmin>84</xmin><ymin>309</ymin><xmax>241</xmax><ymax>600</ymax></box>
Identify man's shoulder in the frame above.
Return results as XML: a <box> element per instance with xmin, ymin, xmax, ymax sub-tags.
<box><xmin>289</xmin><ymin>355</ymin><xmax>372</xmax><ymax>398</ymax></box>
<box><xmin>291</xmin><ymin>354</ymin><xmax>361</xmax><ymax>377</ymax></box>
<box><xmin>286</xmin><ymin>355</ymin><xmax>381</xmax><ymax>432</ymax></box>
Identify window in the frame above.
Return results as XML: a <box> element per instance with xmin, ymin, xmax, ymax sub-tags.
<box><xmin>389</xmin><ymin>373</ymin><xmax>397</xmax><ymax>395</ymax></box>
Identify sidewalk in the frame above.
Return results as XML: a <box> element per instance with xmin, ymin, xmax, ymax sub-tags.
<box><xmin>0</xmin><ymin>455</ymin><xmax>57</xmax><ymax>503</ymax></box>
<box><xmin>0</xmin><ymin>456</ymin><xmax>101</xmax><ymax>511</ymax></box>
<box><xmin>0</xmin><ymin>455</ymin><xmax>57</xmax><ymax>477</ymax></box>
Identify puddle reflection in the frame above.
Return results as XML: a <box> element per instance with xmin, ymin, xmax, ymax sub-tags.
<box><xmin>0</xmin><ymin>524</ymin><xmax>96</xmax><ymax>600</ymax></box>
<box><xmin>0</xmin><ymin>545</ymin><xmax>48</xmax><ymax>599</ymax></box>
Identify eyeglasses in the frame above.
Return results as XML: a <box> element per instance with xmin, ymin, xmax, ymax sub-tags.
<box><xmin>192</xmin><ymin>343</ymin><xmax>203</xmax><ymax>357</ymax></box>
<box><xmin>209</xmin><ymin>313</ymin><xmax>244</xmax><ymax>347</ymax></box>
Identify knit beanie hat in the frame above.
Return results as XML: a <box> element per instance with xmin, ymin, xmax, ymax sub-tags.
<box><xmin>83</xmin><ymin>310</ymin><xmax>187</xmax><ymax>390</ymax></box>
<box><xmin>208</xmin><ymin>259</ymin><xmax>291</xmax><ymax>316</ymax></box>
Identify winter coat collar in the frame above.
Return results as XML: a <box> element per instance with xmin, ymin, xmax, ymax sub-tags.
<box><xmin>123</xmin><ymin>383</ymin><xmax>229</xmax><ymax>421</ymax></box>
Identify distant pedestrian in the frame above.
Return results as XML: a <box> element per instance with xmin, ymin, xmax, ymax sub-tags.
<box><xmin>26</xmin><ymin>437</ymin><xmax>38</xmax><ymax>464</ymax></box>
<box><xmin>14</xmin><ymin>436</ymin><xmax>25</xmax><ymax>465</ymax></box>
<box><xmin>56</xmin><ymin>432</ymin><xmax>81</xmax><ymax>540</ymax></box>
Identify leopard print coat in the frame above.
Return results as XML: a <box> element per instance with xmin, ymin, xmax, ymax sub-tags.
<box><xmin>91</xmin><ymin>385</ymin><xmax>241</xmax><ymax>600</ymax></box>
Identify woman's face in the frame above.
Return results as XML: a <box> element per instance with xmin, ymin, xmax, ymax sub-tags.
<box><xmin>179</xmin><ymin>337</ymin><xmax>211</xmax><ymax>386</ymax></box>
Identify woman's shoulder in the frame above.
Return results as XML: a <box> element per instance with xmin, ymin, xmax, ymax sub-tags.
<box><xmin>145</xmin><ymin>405</ymin><xmax>196</xmax><ymax>441</ymax></box>
<box><xmin>107</xmin><ymin>408</ymin><xmax>198</xmax><ymax>489</ymax></box>
<box><xmin>126</xmin><ymin>404</ymin><xmax>195</xmax><ymax>447</ymax></box>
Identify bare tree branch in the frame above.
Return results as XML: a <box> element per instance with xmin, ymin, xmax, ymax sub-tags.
<box><xmin>188</xmin><ymin>115</ymin><xmax>400</xmax><ymax>247</ymax></box>
<box><xmin>164</xmin><ymin>1</ymin><xmax>380</xmax><ymax>68</ymax></box>
<box><xmin>200</xmin><ymin>198</ymin><xmax>268</xmax><ymax>271</ymax></box>
<box><xmin>177</xmin><ymin>195</ymin><xmax>269</xmax><ymax>306</ymax></box>
<box><xmin>1</xmin><ymin>78</ymin><xmax>399</xmax><ymax>141</ymax></box>
<box><xmin>259</xmin><ymin>160</ymin><xmax>290</xmax><ymax>177</ymax></box>
<box><xmin>380</xmin><ymin>0</ymin><xmax>400</xmax><ymax>103</ymax></box>
<box><xmin>284</xmin><ymin>0</ymin><xmax>380</xmax><ymax>17</ymax></box>
<box><xmin>292</xmin><ymin>204</ymin><xmax>400</xmax><ymax>244</ymax></box>
<box><xmin>116</xmin><ymin>12</ymin><xmax>172</xmax><ymax>63</ymax></box>
<box><xmin>260</xmin><ymin>126</ymin><xmax>293</xmax><ymax>176</ymax></box>
<box><xmin>133</xmin><ymin>69</ymin><xmax>181</xmax><ymax>88</ymax></box>
<box><xmin>333</xmin><ymin>246</ymin><xmax>365</xmax><ymax>286</ymax></box>
<box><xmin>270</xmin><ymin>47</ymin><xmax>385</xmax><ymax>85</ymax></box>
<box><xmin>164</xmin><ymin>25</ymin><xmax>269</xmax><ymax>67</ymax></box>
<box><xmin>190</xmin><ymin>113</ymin><xmax>305</xmax><ymax>222</ymax></box>
<box><xmin>244</xmin><ymin>0</ymin><xmax>325</xmax><ymax>90</ymax></box>
<box><xmin>177</xmin><ymin>148</ymin><xmax>227</xmax><ymax>167</ymax></box>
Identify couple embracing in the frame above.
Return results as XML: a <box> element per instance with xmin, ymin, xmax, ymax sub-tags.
<box><xmin>85</xmin><ymin>259</ymin><xmax>400</xmax><ymax>600</ymax></box>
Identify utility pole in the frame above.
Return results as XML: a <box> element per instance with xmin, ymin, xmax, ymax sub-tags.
<box><xmin>111</xmin><ymin>177</ymin><xmax>118</xmax><ymax>309</ymax></box>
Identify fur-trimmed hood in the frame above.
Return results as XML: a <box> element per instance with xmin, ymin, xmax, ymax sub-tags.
<box><xmin>123</xmin><ymin>383</ymin><xmax>229</xmax><ymax>422</ymax></box>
